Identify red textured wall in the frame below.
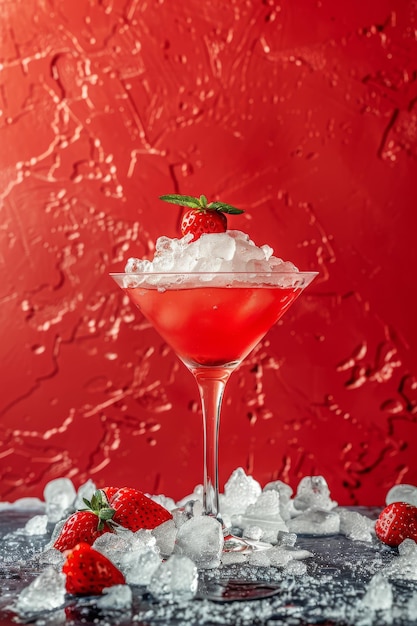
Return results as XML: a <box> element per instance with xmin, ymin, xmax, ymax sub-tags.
<box><xmin>1</xmin><ymin>0</ymin><xmax>416</xmax><ymax>506</ymax></box>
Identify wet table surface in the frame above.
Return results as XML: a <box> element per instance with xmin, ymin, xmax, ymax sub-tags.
<box><xmin>1</xmin><ymin>507</ymin><xmax>417</xmax><ymax>626</ymax></box>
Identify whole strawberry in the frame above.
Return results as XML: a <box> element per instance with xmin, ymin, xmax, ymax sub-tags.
<box><xmin>104</xmin><ymin>486</ymin><xmax>173</xmax><ymax>531</ymax></box>
<box><xmin>54</xmin><ymin>491</ymin><xmax>115</xmax><ymax>552</ymax></box>
<box><xmin>54</xmin><ymin>487</ymin><xmax>172</xmax><ymax>552</ymax></box>
<box><xmin>63</xmin><ymin>542</ymin><xmax>125</xmax><ymax>595</ymax></box>
<box><xmin>160</xmin><ymin>193</ymin><xmax>244</xmax><ymax>241</ymax></box>
<box><xmin>375</xmin><ymin>502</ymin><xmax>417</xmax><ymax>547</ymax></box>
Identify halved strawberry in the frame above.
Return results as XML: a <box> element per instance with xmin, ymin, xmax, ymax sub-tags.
<box><xmin>63</xmin><ymin>543</ymin><xmax>125</xmax><ymax>595</ymax></box>
<box><xmin>375</xmin><ymin>501</ymin><xmax>417</xmax><ymax>547</ymax></box>
<box><xmin>160</xmin><ymin>193</ymin><xmax>244</xmax><ymax>241</ymax></box>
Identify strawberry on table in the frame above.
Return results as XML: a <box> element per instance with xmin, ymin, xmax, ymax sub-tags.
<box><xmin>54</xmin><ymin>487</ymin><xmax>172</xmax><ymax>551</ymax></box>
<box><xmin>105</xmin><ymin>486</ymin><xmax>173</xmax><ymax>531</ymax></box>
<box><xmin>375</xmin><ymin>502</ymin><xmax>417</xmax><ymax>547</ymax></box>
<box><xmin>63</xmin><ymin>542</ymin><xmax>125</xmax><ymax>595</ymax></box>
<box><xmin>54</xmin><ymin>491</ymin><xmax>115</xmax><ymax>552</ymax></box>
<box><xmin>160</xmin><ymin>193</ymin><xmax>244</xmax><ymax>241</ymax></box>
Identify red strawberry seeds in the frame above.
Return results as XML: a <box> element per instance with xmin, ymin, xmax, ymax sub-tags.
<box><xmin>63</xmin><ymin>543</ymin><xmax>125</xmax><ymax>595</ymax></box>
<box><xmin>375</xmin><ymin>502</ymin><xmax>417</xmax><ymax>547</ymax></box>
<box><xmin>54</xmin><ymin>487</ymin><xmax>172</xmax><ymax>552</ymax></box>
<box><xmin>159</xmin><ymin>193</ymin><xmax>244</xmax><ymax>242</ymax></box>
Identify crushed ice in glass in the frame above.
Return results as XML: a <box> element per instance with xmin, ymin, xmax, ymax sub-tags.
<box><xmin>2</xmin><ymin>470</ymin><xmax>417</xmax><ymax>626</ymax></box>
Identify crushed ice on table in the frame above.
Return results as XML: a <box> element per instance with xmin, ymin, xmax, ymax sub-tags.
<box><xmin>173</xmin><ymin>515</ymin><xmax>224</xmax><ymax>569</ymax></box>
<box><xmin>93</xmin><ymin>529</ymin><xmax>162</xmax><ymax>585</ymax></box>
<box><xmin>4</xmin><ymin>471</ymin><xmax>417</xmax><ymax>626</ymax></box>
<box><xmin>14</xmin><ymin>565</ymin><xmax>66</xmax><ymax>615</ymax></box>
<box><xmin>44</xmin><ymin>478</ymin><xmax>77</xmax><ymax>523</ymax></box>
<box><xmin>148</xmin><ymin>554</ymin><xmax>198</xmax><ymax>602</ymax></box>
<box><xmin>96</xmin><ymin>584</ymin><xmax>132</xmax><ymax>610</ymax></box>
<box><xmin>237</xmin><ymin>490</ymin><xmax>288</xmax><ymax>543</ymax></box>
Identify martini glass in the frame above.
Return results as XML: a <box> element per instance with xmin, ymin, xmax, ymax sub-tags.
<box><xmin>110</xmin><ymin>270</ymin><xmax>317</xmax><ymax>523</ymax></box>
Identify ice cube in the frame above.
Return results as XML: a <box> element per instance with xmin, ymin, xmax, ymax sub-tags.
<box><xmin>293</xmin><ymin>476</ymin><xmax>337</xmax><ymax>512</ymax></box>
<box><xmin>380</xmin><ymin>538</ymin><xmax>417</xmax><ymax>580</ymax></box>
<box><xmin>360</xmin><ymin>573</ymin><xmax>393</xmax><ymax>611</ymax></box>
<box><xmin>221</xmin><ymin>468</ymin><xmax>262</xmax><ymax>517</ymax></box>
<box><xmin>147</xmin><ymin>554</ymin><xmax>198</xmax><ymax>602</ymax></box>
<box><xmin>15</xmin><ymin>566</ymin><xmax>66</xmax><ymax>615</ymax></box>
<box><xmin>174</xmin><ymin>516</ymin><xmax>223</xmax><ymax>569</ymax></box>
<box><xmin>197</xmin><ymin>232</ymin><xmax>237</xmax><ymax>261</ymax></box>
<box><xmin>263</xmin><ymin>480</ymin><xmax>293</xmax><ymax>521</ymax></box>
<box><xmin>73</xmin><ymin>479</ymin><xmax>97</xmax><ymax>509</ymax></box>
<box><xmin>24</xmin><ymin>514</ymin><xmax>48</xmax><ymax>536</ymax></box>
<box><xmin>239</xmin><ymin>490</ymin><xmax>288</xmax><ymax>543</ymax></box>
<box><xmin>338</xmin><ymin>508</ymin><xmax>373</xmax><ymax>542</ymax></box>
<box><xmin>150</xmin><ymin>493</ymin><xmax>177</xmax><ymax>511</ymax></box>
<box><xmin>287</xmin><ymin>509</ymin><xmax>340</xmax><ymax>535</ymax></box>
<box><xmin>44</xmin><ymin>478</ymin><xmax>76</xmax><ymax>523</ymax></box>
<box><xmin>96</xmin><ymin>584</ymin><xmax>132</xmax><ymax>610</ymax></box>
<box><xmin>94</xmin><ymin>529</ymin><xmax>162</xmax><ymax>585</ymax></box>
<box><xmin>284</xmin><ymin>560</ymin><xmax>307</xmax><ymax>576</ymax></box>
<box><xmin>247</xmin><ymin>550</ymin><xmax>271</xmax><ymax>567</ymax></box>
<box><xmin>0</xmin><ymin>497</ymin><xmax>44</xmax><ymax>512</ymax></box>
<box><xmin>276</xmin><ymin>531</ymin><xmax>297</xmax><ymax>547</ymax></box>
<box><xmin>268</xmin><ymin>545</ymin><xmax>313</xmax><ymax>568</ymax></box>
<box><xmin>242</xmin><ymin>525</ymin><xmax>264</xmax><ymax>542</ymax></box>
<box><xmin>386</xmin><ymin>484</ymin><xmax>417</xmax><ymax>506</ymax></box>
<box><xmin>152</xmin><ymin>519</ymin><xmax>178</xmax><ymax>558</ymax></box>
<box><xmin>220</xmin><ymin>551</ymin><xmax>248</xmax><ymax>565</ymax></box>
<box><xmin>125</xmin><ymin>257</ymin><xmax>153</xmax><ymax>273</ymax></box>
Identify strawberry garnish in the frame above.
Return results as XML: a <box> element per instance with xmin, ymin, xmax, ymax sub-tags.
<box><xmin>63</xmin><ymin>543</ymin><xmax>125</xmax><ymax>595</ymax></box>
<box><xmin>54</xmin><ymin>487</ymin><xmax>172</xmax><ymax>552</ymax></box>
<box><xmin>160</xmin><ymin>193</ymin><xmax>244</xmax><ymax>241</ymax></box>
<box><xmin>375</xmin><ymin>502</ymin><xmax>417</xmax><ymax>547</ymax></box>
<box><xmin>106</xmin><ymin>486</ymin><xmax>173</xmax><ymax>531</ymax></box>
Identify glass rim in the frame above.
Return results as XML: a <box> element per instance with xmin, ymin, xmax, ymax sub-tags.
<box><xmin>109</xmin><ymin>270</ymin><xmax>319</xmax><ymax>277</ymax></box>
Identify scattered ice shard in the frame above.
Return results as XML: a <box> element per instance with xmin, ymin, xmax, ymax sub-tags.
<box><xmin>221</xmin><ymin>467</ymin><xmax>262</xmax><ymax>518</ymax></box>
<box><xmin>360</xmin><ymin>573</ymin><xmax>393</xmax><ymax>612</ymax></box>
<box><xmin>96</xmin><ymin>584</ymin><xmax>132</xmax><ymax>610</ymax></box>
<box><xmin>150</xmin><ymin>493</ymin><xmax>177</xmax><ymax>511</ymax></box>
<box><xmin>386</xmin><ymin>483</ymin><xmax>417</xmax><ymax>506</ymax></box>
<box><xmin>0</xmin><ymin>497</ymin><xmax>44</xmax><ymax>512</ymax></box>
<box><xmin>263</xmin><ymin>480</ymin><xmax>293</xmax><ymax>521</ymax></box>
<box><xmin>24</xmin><ymin>514</ymin><xmax>48</xmax><ymax>536</ymax></box>
<box><xmin>174</xmin><ymin>516</ymin><xmax>223</xmax><ymax>569</ymax></box>
<box><xmin>73</xmin><ymin>479</ymin><xmax>97</xmax><ymax>510</ymax></box>
<box><xmin>287</xmin><ymin>509</ymin><xmax>340</xmax><ymax>535</ymax></box>
<box><xmin>238</xmin><ymin>490</ymin><xmax>288</xmax><ymax>543</ymax></box>
<box><xmin>338</xmin><ymin>508</ymin><xmax>374</xmax><ymax>542</ymax></box>
<box><xmin>44</xmin><ymin>478</ymin><xmax>76</xmax><ymax>523</ymax></box>
<box><xmin>94</xmin><ymin>529</ymin><xmax>162</xmax><ymax>585</ymax></box>
<box><xmin>247</xmin><ymin>543</ymin><xmax>313</xmax><ymax>568</ymax></box>
<box><xmin>380</xmin><ymin>538</ymin><xmax>417</xmax><ymax>580</ymax></box>
<box><xmin>148</xmin><ymin>554</ymin><xmax>198</xmax><ymax>602</ymax></box>
<box><xmin>293</xmin><ymin>476</ymin><xmax>338</xmax><ymax>512</ymax></box>
<box><xmin>15</xmin><ymin>566</ymin><xmax>66</xmax><ymax>615</ymax></box>
<box><xmin>152</xmin><ymin>519</ymin><xmax>178</xmax><ymax>558</ymax></box>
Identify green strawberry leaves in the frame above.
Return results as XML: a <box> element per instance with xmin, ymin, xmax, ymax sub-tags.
<box><xmin>160</xmin><ymin>193</ymin><xmax>244</xmax><ymax>215</ymax></box>
<box><xmin>82</xmin><ymin>490</ymin><xmax>116</xmax><ymax>531</ymax></box>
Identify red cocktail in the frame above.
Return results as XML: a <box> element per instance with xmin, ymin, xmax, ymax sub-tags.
<box><xmin>111</xmin><ymin>271</ymin><xmax>317</xmax><ymax>518</ymax></box>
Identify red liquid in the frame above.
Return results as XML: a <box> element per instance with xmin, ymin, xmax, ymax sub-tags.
<box><xmin>126</xmin><ymin>284</ymin><xmax>302</xmax><ymax>368</ymax></box>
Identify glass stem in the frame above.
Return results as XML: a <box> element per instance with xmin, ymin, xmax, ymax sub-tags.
<box><xmin>192</xmin><ymin>367</ymin><xmax>232</xmax><ymax>519</ymax></box>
